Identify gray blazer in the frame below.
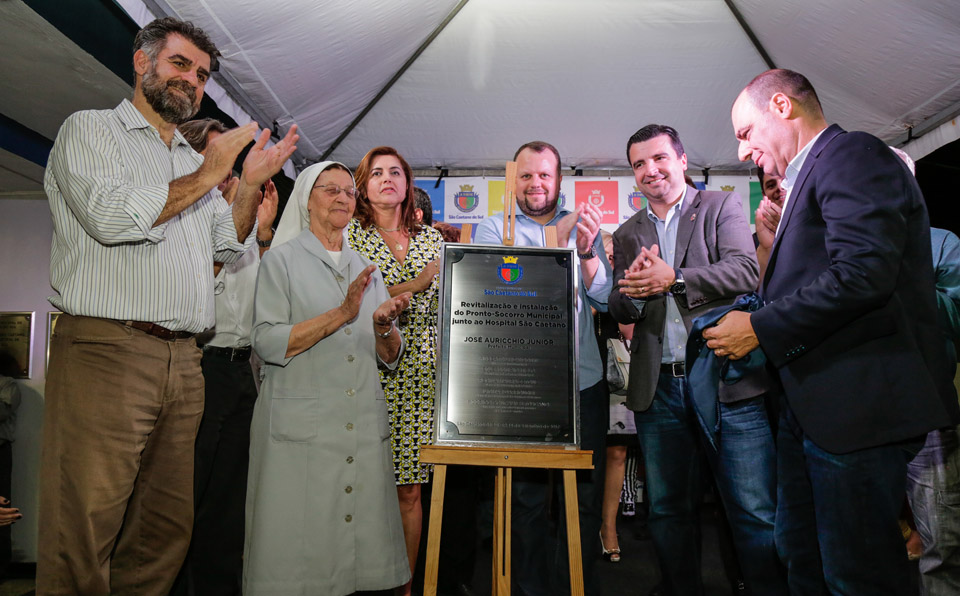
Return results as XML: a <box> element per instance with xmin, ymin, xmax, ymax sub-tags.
<box><xmin>608</xmin><ymin>187</ymin><xmax>758</xmax><ymax>412</ymax></box>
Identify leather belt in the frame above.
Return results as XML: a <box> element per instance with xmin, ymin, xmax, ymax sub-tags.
<box><xmin>122</xmin><ymin>320</ymin><xmax>194</xmax><ymax>341</ymax></box>
<box><xmin>660</xmin><ymin>361</ymin><xmax>685</xmax><ymax>377</ymax></box>
<box><xmin>203</xmin><ymin>345</ymin><xmax>253</xmax><ymax>362</ymax></box>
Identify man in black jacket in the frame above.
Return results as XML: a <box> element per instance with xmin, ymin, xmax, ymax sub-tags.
<box><xmin>708</xmin><ymin>68</ymin><xmax>959</xmax><ymax>595</ymax></box>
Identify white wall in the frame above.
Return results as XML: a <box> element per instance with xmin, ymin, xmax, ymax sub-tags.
<box><xmin>0</xmin><ymin>198</ymin><xmax>51</xmax><ymax>562</ymax></box>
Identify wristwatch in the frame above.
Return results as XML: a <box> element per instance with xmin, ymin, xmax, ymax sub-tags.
<box><xmin>577</xmin><ymin>244</ymin><xmax>597</xmax><ymax>260</ymax></box>
<box><xmin>256</xmin><ymin>236</ymin><xmax>272</xmax><ymax>248</ymax></box>
<box><xmin>669</xmin><ymin>268</ymin><xmax>686</xmax><ymax>295</ymax></box>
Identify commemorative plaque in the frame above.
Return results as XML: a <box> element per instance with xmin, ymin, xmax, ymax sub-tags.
<box><xmin>0</xmin><ymin>312</ymin><xmax>34</xmax><ymax>379</ymax></box>
<box><xmin>435</xmin><ymin>244</ymin><xmax>579</xmax><ymax>447</ymax></box>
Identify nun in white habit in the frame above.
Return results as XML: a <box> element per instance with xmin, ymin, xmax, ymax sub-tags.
<box><xmin>244</xmin><ymin>161</ymin><xmax>412</xmax><ymax>595</ymax></box>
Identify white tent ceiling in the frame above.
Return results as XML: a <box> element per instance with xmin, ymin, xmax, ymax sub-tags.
<box><xmin>137</xmin><ymin>0</ymin><xmax>960</xmax><ymax>173</ymax></box>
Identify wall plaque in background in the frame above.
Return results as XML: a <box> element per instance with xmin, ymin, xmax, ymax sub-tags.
<box><xmin>0</xmin><ymin>312</ymin><xmax>34</xmax><ymax>379</ymax></box>
<box><xmin>435</xmin><ymin>245</ymin><xmax>580</xmax><ymax>447</ymax></box>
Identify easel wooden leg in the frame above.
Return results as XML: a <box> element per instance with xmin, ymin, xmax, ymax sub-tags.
<box><xmin>492</xmin><ymin>467</ymin><xmax>512</xmax><ymax>596</ymax></box>
<box><xmin>563</xmin><ymin>469</ymin><xmax>584</xmax><ymax>596</ymax></box>
<box><xmin>423</xmin><ymin>463</ymin><xmax>447</xmax><ymax>596</ymax></box>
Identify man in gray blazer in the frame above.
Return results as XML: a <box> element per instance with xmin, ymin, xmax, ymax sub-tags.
<box><xmin>609</xmin><ymin>125</ymin><xmax>784</xmax><ymax>595</ymax></box>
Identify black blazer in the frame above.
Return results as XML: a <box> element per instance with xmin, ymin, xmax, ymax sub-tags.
<box><xmin>751</xmin><ymin>124</ymin><xmax>959</xmax><ymax>453</ymax></box>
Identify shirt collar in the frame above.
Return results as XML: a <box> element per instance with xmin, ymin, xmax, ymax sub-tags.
<box><xmin>646</xmin><ymin>185</ymin><xmax>688</xmax><ymax>223</ymax></box>
<box><xmin>114</xmin><ymin>98</ymin><xmax>190</xmax><ymax>148</ymax></box>
<box><xmin>516</xmin><ymin>205</ymin><xmax>571</xmax><ymax>227</ymax></box>
<box><xmin>782</xmin><ymin>127</ymin><xmax>828</xmax><ymax>195</ymax></box>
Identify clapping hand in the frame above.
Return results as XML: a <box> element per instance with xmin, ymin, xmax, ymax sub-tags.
<box><xmin>258</xmin><ymin>179</ymin><xmax>279</xmax><ymax>230</ymax></box>
<box><xmin>241</xmin><ymin>125</ymin><xmax>299</xmax><ymax>189</ymax></box>
<box><xmin>618</xmin><ymin>244</ymin><xmax>675</xmax><ymax>298</ymax></box>
<box><xmin>414</xmin><ymin>259</ymin><xmax>441</xmax><ymax>292</ymax></box>
<box><xmin>556</xmin><ymin>203</ymin><xmax>603</xmax><ymax>252</ymax></box>
<box><xmin>201</xmin><ymin>123</ymin><xmax>258</xmax><ymax>187</ymax></box>
<box><xmin>374</xmin><ymin>292</ymin><xmax>411</xmax><ymax>327</ymax></box>
<box><xmin>339</xmin><ymin>265</ymin><xmax>375</xmax><ymax>321</ymax></box>
<box><xmin>755</xmin><ymin>198</ymin><xmax>781</xmax><ymax>249</ymax></box>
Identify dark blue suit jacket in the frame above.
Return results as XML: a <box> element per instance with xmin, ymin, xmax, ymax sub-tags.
<box><xmin>750</xmin><ymin>124</ymin><xmax>959</xmax><ymax>453</ymax></box>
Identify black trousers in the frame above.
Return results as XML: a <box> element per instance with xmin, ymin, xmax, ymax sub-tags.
<box><xmin>171</xmin><ymin>352</ymin><xmax>258</xmax><ymax>596</ymax></box>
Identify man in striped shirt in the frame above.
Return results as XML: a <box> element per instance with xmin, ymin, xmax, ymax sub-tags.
<box><xmin>37</xmin><ymin>17</ymin><xmax>297</xmax><ymax>595</ymax></box>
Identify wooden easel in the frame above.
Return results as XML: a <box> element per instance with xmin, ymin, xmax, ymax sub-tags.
<box><xmin>420</xmin><ymin>445</ymin><xmax>593</xmax><ymax>596</ymax></box>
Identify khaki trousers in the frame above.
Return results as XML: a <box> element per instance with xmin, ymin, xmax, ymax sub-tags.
<box><xmin>37</xmin><ymin>315</ymin><xmax>204</xmax><ymax>595</ymax></box>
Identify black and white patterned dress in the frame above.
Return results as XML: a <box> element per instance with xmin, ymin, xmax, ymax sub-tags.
<box><xmin>347</xmin><ymin>219</ymin><xmax>442</xmax><ymax>484</ymax></box>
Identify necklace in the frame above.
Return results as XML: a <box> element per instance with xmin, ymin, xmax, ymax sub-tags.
<box><xmin>377</xmin><ymin>226</ymin><xmax>406</xmax><ymax>252</ymax></box>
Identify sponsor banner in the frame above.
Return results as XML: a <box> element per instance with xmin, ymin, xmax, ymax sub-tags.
<box><xmin>620</xmin><ymin>184</ymin><xmax>647</xmax><ymax>222</ymax></box>
<box><xmin>420</xmin><ymin>175</ymin><xmax>754</xmax><ymax>232</ymax></box>
<box><xmin>575</xmin><ymin>180</ymin><xmax>619</xmax><ymax>225</ymax></box>
<box><xmin>414</xmin><ymin>179</ymin><xmax>445</xmax><ymax>223</ymax></box>
<box><xmin>487</xmin><ymin>180</ymin><xmax>505</xmax><ymax>216</ymax></box>
<box><xmin>445</xmin><ymin>177</ymin><xmax>487</xmax><ymax>224</ymax></box>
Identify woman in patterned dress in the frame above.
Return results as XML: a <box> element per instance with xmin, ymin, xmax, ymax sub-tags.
<box><xmin>348</xmin><ymin>146</ymin><xmax>442</xmax><ymax>594</ymax></box>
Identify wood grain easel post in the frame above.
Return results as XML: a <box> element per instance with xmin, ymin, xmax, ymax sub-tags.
<box><xmin>503</xmin><ymin>161</ymin><xmax>517</xmax><ymax>246</ymax></box>
<box><xmin>459</xmin><ymin>223</ymin><xmax>473</xmax><ymax>243</ymax></box>
<box><xmin>420</xmin><ymin>445</ymin><xmax>592</xmax><ymax>596</ymax></box>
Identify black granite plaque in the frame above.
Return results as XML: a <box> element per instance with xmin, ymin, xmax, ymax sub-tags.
<box><xmin>435</xmin><ymin>245</ymin><xmax>579</xmax><ymax>446</ymax></box>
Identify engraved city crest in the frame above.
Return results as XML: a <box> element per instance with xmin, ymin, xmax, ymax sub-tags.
<box><xmin>455</xmin><ymin>184</ymin><xmax>479</xmax><ymax>213</ymax></box>
<box><xmin>628</xmin><ymin>186</ymin><xmax>646</xmax><ymax>212</ymax></box>
<box><xmin>589</xmin><ymin>189</ymin><xmax>605</xmax><ymax>207</ymax></box>
<box><xmin>497</xmin><ymin>255</ymin><xmax>523</xmax><ymax>285</ymax></box>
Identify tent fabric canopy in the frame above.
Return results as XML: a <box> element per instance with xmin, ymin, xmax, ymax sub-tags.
<box><xmin>128</xmin><ymin>0</ymin><xmax>960</xmax><ymax>171</ymax></box>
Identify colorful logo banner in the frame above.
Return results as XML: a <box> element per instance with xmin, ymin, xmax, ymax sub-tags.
<box><xmin>575</xmin><ymin>180</ymin><xmax>619</xmax><ymax>224</ymax></box>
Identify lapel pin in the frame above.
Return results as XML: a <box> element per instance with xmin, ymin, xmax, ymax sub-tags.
<box><xmin>690</xmin><ymin>213</ymin><xmax>697</xmax><ymax>221</ymax></box>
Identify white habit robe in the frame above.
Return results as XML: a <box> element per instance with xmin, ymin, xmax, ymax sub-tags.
<box><xmin>244</xmin><ymin>228</ymin><xmax>410</xmax><ymax>595</ymax></box>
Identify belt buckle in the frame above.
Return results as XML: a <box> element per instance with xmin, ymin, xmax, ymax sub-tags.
<box><xmin>229</xmin><ymin>346</ymin><xmax>248</xmax><ymax>361</ymax></box>
<box><xmin>670</xmin><ymin>362</ymin><xmax>684</xmax><ymax>377</ymax></box>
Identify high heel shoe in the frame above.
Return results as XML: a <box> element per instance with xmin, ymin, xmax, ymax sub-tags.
<box><xmin>600</xmin><ymin>531</ymin><xmax>621</xmax><ymax>563</ymax></box>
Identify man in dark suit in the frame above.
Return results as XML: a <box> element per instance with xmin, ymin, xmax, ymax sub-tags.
<box><xmin>707</xmin><ymin>69</ymin><xmax>960</xmax><ymax>594</ymax></box>
<box><xmin>610</xmin><ymin>125</ymin><xmax>785</xmax><ymax>595</ymax></box>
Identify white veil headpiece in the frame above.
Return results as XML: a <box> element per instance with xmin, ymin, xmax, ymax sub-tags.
<box><xmin>272</xmin><ymin>160</ymin><xmax>354</xmax><ymax>248</ymax></box>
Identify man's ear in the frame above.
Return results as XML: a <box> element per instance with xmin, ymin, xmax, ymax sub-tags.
<box><xmin>414</xmin><ymin>208</ymin><xmax>423</xmax><ymax>223</ymax></box>
<box><xmin>769</xmin><ymin>92</ymin><xmax>794</xmax><ymax>120</ymax></box>
<box><xmin>133</xmin><ymin>49</ymin><xmax>151</xmax><ymax>84</ymax></box>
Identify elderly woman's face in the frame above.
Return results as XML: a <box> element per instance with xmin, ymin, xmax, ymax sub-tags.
<box><xmin>365</xmin><ymin>154</ymin><xmax>408</xmax><ymax>209</ymax></box>
<box><xmin>308</xmin><ymin>168</ymin><xmax>356</xmax><ymax>230</ymax></box>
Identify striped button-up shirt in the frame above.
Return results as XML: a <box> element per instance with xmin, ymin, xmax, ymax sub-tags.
<box><xmin>45</xmin><ymin>99</ymin><xmax>253</xmax><ymax>332</ymax></box>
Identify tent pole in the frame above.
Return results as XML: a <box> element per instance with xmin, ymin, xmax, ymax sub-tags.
<box><xmin>320</xmin><ymin>0</ymin><xmax>472</xmax><ymax>161</ymax></box>
<box><xmin>723</xmin><ymin>0</ymin><xmax>776</xmax><ymax>70</ymax></box>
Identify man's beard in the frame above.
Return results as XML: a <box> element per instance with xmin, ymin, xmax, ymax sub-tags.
<box><xmin>141</xmin><ymin>64</ymin><xmax>200</xmax><ymax>125</ymax></box>
<box><xmin>517</xmin><ymin>191</ymin><xmax>559</xmax><ymax>218</ymax></box>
